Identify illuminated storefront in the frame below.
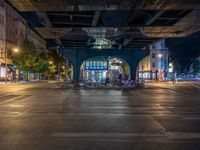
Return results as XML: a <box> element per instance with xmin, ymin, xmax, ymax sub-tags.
<box><xmin>80</xmin><ymin>57</ymin><xmax>130</xmax><ymax>82</ymax></box>
<box><xmin>0</xmin><ymin>65</ymin><xmax>5</xmax><ymax>78</ymax></box>
<box><xmin>80</xmin><ymin>60</ymin><xmax>109</xmax><ymax>81</ymax></box>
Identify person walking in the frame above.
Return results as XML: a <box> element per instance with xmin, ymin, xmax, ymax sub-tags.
<box><xmin>172</xmin><ymin>71</ymin><xmax>177</xmax><ymax>84</ymax></box>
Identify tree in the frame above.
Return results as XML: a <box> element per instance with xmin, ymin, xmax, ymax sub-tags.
<box><xmin>48</xmin><ymin>64</ymin><xmax>57</xmax><ymax>74</ymax></box>
<box><xmin>47</xmin><ymin>50</ymin><xmax>67</xmax><ymax>79</ymax></box>
<box><xmin>13</xmin><ymin>40</ymin><xmax>49</xmax><ymax>81</ymax></box>
<box><xmin>193</xmin><ymin>60</ymin><xmax>200</xmax><ymax>75</ymax></box>
<box><xmin>31</xmin><ymin>57</ymin><xmax>49</xmax><ymax>80</ymax></box>
<box><xmin>173</xmin><ymin>60</ymin><xmax>182</xmax><ymax>75</ymax></box>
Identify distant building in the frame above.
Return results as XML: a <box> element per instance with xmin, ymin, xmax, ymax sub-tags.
<box><xmin>189</xmin><ymin>56</ymin><xmax>200</xmax><ymax>75</ymax></box>
<box><xmin>0</xmin><ymin>0</ymin><xmax>47</xmax><ymax>81</ymax></box>
<box><xmin>4</xmin><ymin>0</ymin><xmax>27</xmax><ymax>50</ymax></box>
<box><xmin>138</xmin><ymin>39</ymin><xmax>169</xmax><ymax>80</ymax></box>
<box><xmin>27</xmin><ymin>27</ymin><xmax>48</xmax><ymax>80</ymax></box>
<box><xmin>0</xmin><ymin>5</ymin><xmax>6</xmax><ymax>80</ymax></box>
<box><xmin>0</xmin><ymin>0</ymin><xmax>27</xmax><ymax>80</ymax></box>
<box><xmin>138</xmin><ymin>55</ymin><xmax>151</xmax><ymax>79</ymax></box>
<box><xmin>27</xmin><ymin>27</ymin><xmax>47</xmax><ymax>53</ymax></box>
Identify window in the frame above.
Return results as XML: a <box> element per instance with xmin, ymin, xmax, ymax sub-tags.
<box><xmin>152</xmin><ymin>62</ymin><xmax>156</xmax><ymax>68</ymax></box>
<box><xmin>161</xmin><ymin>40</ymin><xmax>165</xmax><ymax>47</ymax></box>
<box><xmin>7</xmin><ymin>49</ymin><xmax>12</xmax><ymax>58</ymax></box>
<box><xmin>0</xmin><ymin>14</ymin><xmax>2</xmax><ymax>25</ymax></box>
<box><xmin>0</xmin><ymin>15</ymin><xmax>4</xmax><ymax>25</ymax></box>
<box><xmin>152</xmin><ymin>53</ymin><xmax>156</xmax><ymax>58</ymax></box>
<box><xmin>0</xmin><ymin>48</ymin><xmax>4</xmax><ymax>58</ymax></box>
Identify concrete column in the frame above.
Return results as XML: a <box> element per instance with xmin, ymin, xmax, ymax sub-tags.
<box><xmin>73</xmin><ymin>64</ymin><xmax>80</xmax><ymax>81</ymax></box>
<box><xmin>126</xmin><ymin>57</ymin><xmax>137</xmax><ymax>81</ymax></box>
<box><xmin>129</xmin><ymin>63</ymin><xmax>137</xmax><ymax>80</ymax></box>
<box><xmin>72</xmin><ymin>49</ymin><xmax>82</xmax><ymax>81</ymax></box>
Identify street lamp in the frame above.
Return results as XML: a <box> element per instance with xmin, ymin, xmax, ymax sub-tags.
<box><xmin>157</xmin><ymin>54</ymin><xmax>163</xmax><ymax>81</ymax></box>
<box><xmin>158</xmin><ymin>54</ymin><xmax>163</xmax><ymax>58</ymax></box>
<box><xmin>5</xmin><ymin>46</ymin><xmax>20</xmax><ymax>83</ymax></box>
<box><xmin>49</xmin><ymin>61</ymin><xmax>53</xmax><ymax>65</ymax></box>
<box><xmin>169</xmin><ymin>63</ymin><xmax>173</xmax><ymax>73</ymax></box>
<box><xmin>169</xmin><ymin>63</ymin><xmax>173</xmax><ymax>67</ymax></box>
<box><xmin>13</xmin><ymin>48</ymin><xmax>19</xmax><ymax>53</ymax></box>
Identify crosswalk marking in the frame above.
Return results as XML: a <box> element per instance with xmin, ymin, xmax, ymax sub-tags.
<box><xmin>52</xmin><ymin>132</ymin><xmax>200</xmax><ymax>140</ymax></box>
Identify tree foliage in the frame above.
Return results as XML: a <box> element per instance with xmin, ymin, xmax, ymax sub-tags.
<box><xmin>13</xmin><ymin>39</ymin><xmax>48</xmax><ymax>74</ymax></box>
<box><xmin>193</xmin><ymin>60</ymin><xmax>200</xmax><ymax>74</ymax></box>
<box><xmin>48</xmin><ymin>64</ymin><xmax>57</xmax><ymax>74</ymax></box>
<box><xmin>173</xmin><ymin>60</ymin><xmax>182</xmax><ymax>74</ymax></box>
<box><xmin>13</xmin><ymin>40</ymin><xmax>68</xmax><ymax>80</ymax></box>
<box><xmin>48</xmin><ymin>50</ymin><xmax>66</xmax><ymax>75</ymax></box>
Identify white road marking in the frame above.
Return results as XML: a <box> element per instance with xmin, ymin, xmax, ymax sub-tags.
<box><xmin>149</xmin><ymin>116</ymin><xmax>167</xmax><ymax>132</ymax></box>
<box><xmin>164</xmin><ymin>132</ymin><xmax>200</xmax><ymax>139</ymax></box>
<box><xmin>52</xmin><ymin>132</ymin><xmax>200</xmax><ymax>140</ymax></box>
<box><xmin>188</xmin><ymin>83</ymin><xmax>200</xmax><ymax>90</ymax></box>
<box><xmin>52</xmin><ymin>132</ymin><xmax>163</xmax><ymax>138</ymax></box>
<box><xmin>182</xmin><ymin>117</ymin><xmax>200</xmax><ymax>120</ymax></box>
<box><xmin>0</xmin><ymin>95</ymin><xmax>26</xmax><ymax>105</ymax></box>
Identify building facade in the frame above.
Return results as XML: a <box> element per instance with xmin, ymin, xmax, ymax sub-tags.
<box><xmin>138</xmin><ymin>39</ymin><xmax>169</xmax><ymax>80</ymax></box>
<box><xmin>0</xmin><ymin>0</ymin><xmax>47</xmax><ymax>81</ymax></box>
<box><xmin>0</xmin><ymin>5</ymin><xmax>6</xmax><ymax>80</ymax></box>
<box><xmin>0</xmin><ymin>0</ymin><xmax>28</xmax><ymax>80</ymax></box>
<box><xmin>189</xmin><ymin>56</ymin><xmax>200</xmax><ymax>76</ymax></box>
<box><xmin>27</xmin><ymin>27</ymin><xmax>47</xmax><ymax>53</ymax></box>
<box><xmin>27</xmin><ymin>27</ymin><xmax>48</xmax><ymax>80</ymax></box>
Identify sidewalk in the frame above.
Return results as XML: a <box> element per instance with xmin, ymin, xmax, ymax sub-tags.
<box><xmin>145</xmin><ymin>80</ymin><xmax>182</xmax><ymax>89</ymax></box>
<box><xmin>145</xmin><ymin>80</ymin><xmax>200</xmax><ymax>92</ymax></box>
<box><xmin>0</xmin><ymin>80</ymin><xmax>44</xmax><ymax>85</ymax></box>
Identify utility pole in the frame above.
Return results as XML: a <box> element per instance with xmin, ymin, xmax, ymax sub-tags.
<box><xmin>5</xmin><ymin>41</ymin><xmax>7</xmax><ymax>83</ymax></box>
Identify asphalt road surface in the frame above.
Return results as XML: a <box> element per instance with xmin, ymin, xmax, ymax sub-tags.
<box><xmin>0</xmin><ymin>81</ymin><xmax>200</xmax><ymax>150</ymax></box>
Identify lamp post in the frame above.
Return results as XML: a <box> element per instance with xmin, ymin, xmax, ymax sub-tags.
<box><xmin>5</xmin><ymin>42</ymin><xmax>7</xmax><ymax>83</ymax></box>
<box><xmin>158</xmin><ymin>54</ymin><xmax>163</xmax><ymax>58</ymax></box>
<box><xmin>49</xmin><ymin>61</ymin><xmax>53</xmax><ymax>65</ymax></box>
<box><xmin>158</xmin><ymin>53</ymin><xmax>163</xmax><ymax>81</ymax></box>
<box><xmin>5</xmin><ymin>44</ymin><xmax>19</xmax><ymax>83</ymax></box>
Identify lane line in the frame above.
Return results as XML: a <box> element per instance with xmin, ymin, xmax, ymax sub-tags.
<box><xmin>0</xmin><ymin>95</ymin><xmax>26</xmax><ymax>105</ymax></box>
<box><xmin>52</xmin><ymin>132</ymin><xmax>163</xmax><ymax>138</ymax></box>
<box><xmin>189</xmin><ymin>82</ymin><xmax>200</xmax><ymax>90</ymax></box>
<box><xmin>52</xmin><ymin>132</ymin><xmax>200</xmax><ymax>140</ymax></box>
<box><xmin>149</xmin><ymin>116</ymin><xmax>167</xmax><ymax>132</ymax></box>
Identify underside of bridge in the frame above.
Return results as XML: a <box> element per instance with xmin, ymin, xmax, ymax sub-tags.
<box><xmin>7</xmin><ymin>0</ymin><xmax>200</xmax><ymax>79</ymax></box>
<box><xmin>166</xmin><ymin>31</ymin><xmax>200</xmax><ymax>73</ymax></box>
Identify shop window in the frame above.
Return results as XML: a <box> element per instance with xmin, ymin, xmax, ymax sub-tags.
<box><xmin>7</xmin><ymin>49</ymin><xmax>12</xmax><ymax>57</ymax></box>
<box><xmin>0</xmin><ymin>15</ymin><xmax>4</xmax><ymax>25</ymax></box>
<box><xmin>0</xmin><ymin>48</ymin><xmax>4</xmax><ymax>58</ymax></box>
<box><xmin>0</xmin><ymin>14</ymin><xmax>2</xmax><ymax>25</ymax></box>
<box><xmin>152</xmin><ymin>62</ymin><xmax>156</xmax><ymax>68</ymax></box>
<box><xmin>152</xmin><ymin>53</ymin><xmax>156</xmax><ymax>58</ymax></box>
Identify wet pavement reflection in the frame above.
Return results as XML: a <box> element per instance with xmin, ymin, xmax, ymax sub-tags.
<box><xmin>0</xmin><ymin>82</ymin><xmax>200</xmax><ymax>150</ymax></box>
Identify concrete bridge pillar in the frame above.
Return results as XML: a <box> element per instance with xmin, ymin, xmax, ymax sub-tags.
<box><xmin>62</xmin><ymin>48</ymin><xmax>149</xmax><ymax>82</ymax></box>
<box><xmin>129</xmin><ymin>63</ymin><xmax>138</xmax><ymax>80</ymax></box>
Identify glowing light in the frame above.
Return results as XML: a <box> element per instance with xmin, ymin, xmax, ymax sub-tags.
<box><xmin>158</xmin><ymin>54</ymin><xmax>163</xmax><ymax>58</ymax></box>
<box><xmin>13</xmin><ymin>48</ymin><xmax>19</xmax><ymax>52</ymax></box>
<box><xmin>93</xmin><ymin>38</ymin><xmax>112</xmax><ymax>49</ymax></box>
